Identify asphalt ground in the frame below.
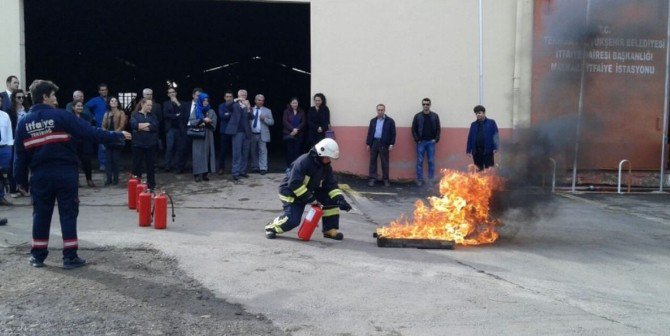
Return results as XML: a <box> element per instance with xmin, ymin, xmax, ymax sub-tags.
<box><xmin>1</xmin><ymin>170</ymin><xmax>669</xmax><ymax>335</ymax></box>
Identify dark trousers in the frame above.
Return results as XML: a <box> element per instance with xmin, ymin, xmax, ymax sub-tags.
<box><xmin>164</xmin><ymin>128</ymin><xmax>183</xmax><ymax>170</ymax></box>
<box><xmin>132</xmin><ymin>146</ymin><xmax>156</xmax><ymax>189</ymax></box>
<box><xmin>218</xmin><ymin>133</ymin><xmax>231</xmax><ymax>171</ymax></box>
<box><xmin>105</xmin><ymin>147</ymin><xmax>122</xmax><ymax>183</ymax></box>
<box><xmin>77</xmin><ymin>150</ymin><xmax>93</xmax><ymax>181</ymax></box>
<box><xmin>473</xmin><ymin>152</ymin><xmax>495</xmax><ymax>171</ymax></box>
<box><xmin>231</xmin><ymin>132</ymin><xmax>250</xmax><ymax>176</ymax></box>
<box><xmin>31</xmin><ymin>168</ymin><xmax>79</xmax><ymax>260</ymax></box>
<box><xmin>277</xmin><ymin>189</ymin><xmax>340</xmax><ymax>233</ymax></box>
<box><xmin>368</xmin><ymin>139</ymin><xmax>390</xmax><ymax>180</ymax></box>
<box><xmin>7</xmin><ymin>148</ymin><xmax>17</xmax><ymax>193</ymax></box>
<box><xmin>175</xmin><ymin>130</ymin><xmax>191</xmax><ymax>171</ymax></box>
<box><xmin>283</xmin><ymin>136</ymin><xmax>303</xmax><ymax>169</ymax></box>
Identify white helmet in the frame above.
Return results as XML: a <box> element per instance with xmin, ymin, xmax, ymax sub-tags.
<box><xmin>314</xmin><ymin>138</ymin><xmax>340</xmax><ymax>159</ymax></box>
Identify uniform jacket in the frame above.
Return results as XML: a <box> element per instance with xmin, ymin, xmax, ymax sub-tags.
<box><xmin>279</xmin><ymin>149</ymin><xmax>344</xmax><ymax>204</ymax></box>
<box><xmin>366</xmin><ymin>115</ymin><xmax>396</xmax><ymax>147</ymax></box>
<box><xmin>466</xmin><ymin>118</ymin><xmax>499</xmax><ymax>155</ymax></box>
<box><xmin>130</xmin><ymin>111</ymin><xmax>159</xmax><ymax>148</ymax></box>
<box><xmin>13</xmin><ymin>104</ymin><xmax>124</xmax><ymax>185</ymax></box>
<box><xmin>411</xmin><ymin>111</ymin><xmax>441</xmax><ymax>143</ymax></box>
<box><xmin>250</xmin><ymin>106</ymin><xmax>274</xmax><ymax>142</ymax></box>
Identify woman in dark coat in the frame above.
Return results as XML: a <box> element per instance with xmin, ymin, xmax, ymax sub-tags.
<box><xmin>282</xmin><ymin>97</ymin><xmax>306</xmax><ymax>173</ymax></box>
<box><xmin>189</xmin><ymin>93</ymin><xmax>217</xmax><ymax>182</ymax></box>
<box><xmin>307</xmin><ymin>93</ymin><xmax>330</xmax><ymax>149</ymax></box>
<box><xmin>130</xmin><ymin>98</ymin><xmax>159</xmax><ymax>191</ymax></box>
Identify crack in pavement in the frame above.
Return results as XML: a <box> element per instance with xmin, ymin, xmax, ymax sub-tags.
<box><xmin>454</xmin><ymin>260</ymin><xmax>643</xmax><ymax>332</ymax></box>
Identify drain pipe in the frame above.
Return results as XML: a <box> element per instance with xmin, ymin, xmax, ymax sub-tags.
<box><xmin>512</xmin><ymin>0</ymin><xmax>525</xmax><ymax>129</ymax></box>
<box><xmin>571</xmin><ymin>0</ymin><xmax>592</xmax><ymax>193</ymax></box>
<box><xmin>660</xmin><ymin>3</ymin><xmax>670</xmax><ymax>192</ymax></box>
<box><xmin>478</xmin><ymin>0</ymin><xmax>484</xmax><ymax>105</ymax></box>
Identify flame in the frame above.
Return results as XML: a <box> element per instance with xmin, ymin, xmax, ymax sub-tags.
<box><xmin>377</xmin><ymin>169</ymin><xmax>504</xmax><ymax>245</ymax></box>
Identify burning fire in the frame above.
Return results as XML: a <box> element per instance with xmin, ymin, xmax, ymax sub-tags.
<box><xmin>376</xmin><ymin>169</ymin><xmax>504</xmax><ymax>245</ymax></box>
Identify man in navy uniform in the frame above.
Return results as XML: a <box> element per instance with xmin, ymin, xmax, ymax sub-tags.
<box><xmin>264</xmin><ymin>138</ymin><xmax>352</xmax><ymax>240</ymax></box>
<box><xmin>14</xmin><ymin>80</ymin><xmax>131</xmax><ymax>269</ymax></box>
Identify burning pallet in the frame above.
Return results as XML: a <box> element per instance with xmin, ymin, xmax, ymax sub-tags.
<box><xmin>373</xmin><ymin>232</ymin><xmax>455</xmax><ymax>249</ymax></box>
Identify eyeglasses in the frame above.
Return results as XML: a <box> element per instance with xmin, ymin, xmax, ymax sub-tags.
<box><xmin>16</xmin><ymin>96</ymin><xmax>24</xmax><ymax>100</ymax></box>
<box><xmin>422</xmin><ymin>103</ymin><xmax>430</xmax><ymax>106</ymax></box>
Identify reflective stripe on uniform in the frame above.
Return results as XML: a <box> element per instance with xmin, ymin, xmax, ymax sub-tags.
<box><xmin>23</xmin><ymin>132</ymin><xmax>71</xmax><ymax>149</ymax></box>
<box><xmin>32</xmin><ymin>239</ymin><xmax>48</xmax><ymax>248</ymax></box>
<box><xmin>278</xmin><ymin>194</ymin><xmax>295</xmax><ymax>203</ymax></box>
<box><xmin>265</xmin><ymin>216</ymin><xmax>287</xmax><ymax>233</ymax></box>
<box><xmin>328</xmin><ymin>189</ymin><xmax>343</xmax><ymax>199</ymax></box>
<box><xmin>63</xmin><ymin>239</ymin><xmax>78</xmax><ymax>248</ymax></box>
<box><xmin>322</xmin><ymin>207</ymin><xmax>340</xmax><ymax>217</ymax></box>
<box><xmin>293</xmin><ymin>175</ymin><xmax>311</xmax><ymax>197</ymax></box>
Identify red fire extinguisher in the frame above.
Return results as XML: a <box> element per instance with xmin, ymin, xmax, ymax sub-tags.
<box><xmin>153</xmin><ymin>191</ymin><xmax>175</xmax><ymax>230</ymax></box>
<box><xmin>138</xmin><ymin>189</ymin><xmax>152</xmax><ymax>227</ymax></box>
<box><xmin>297</xmin><ymin>205</ymin><xmax>323</xmax><ymax>241</ymax></box>
<box><xmin>128</xmin><ymin>176</ymin><xmax>139</xmax><ymax>209</ymax></box>
<box><xmin>136</xmin><ymin>183</ymin><xmax>147</xmax><ymax>212</ymax></box>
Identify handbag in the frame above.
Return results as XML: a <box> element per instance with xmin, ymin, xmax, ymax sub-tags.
<box><xmin>187</xmin><ymin>126</ymin><xmax>206</xmax><ymax>139</ymax></box>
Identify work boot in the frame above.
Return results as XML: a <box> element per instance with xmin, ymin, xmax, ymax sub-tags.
<box><xmin>323</xmin><ymin>229</ymin><xmax>344</xmax><ymax>240</ymax></box>
<box><xmin>265</xmin><ymin>228</ymin><xmax>278</xmax><ymax>239</ymax></box>
<box><xmin>265</xmin><ymin>216</ymin><xmax>287</xmax><ymax>239</ymax></box>
<box><xmin>368</xmin><ymin>179</ymin><xmax>375</xmax><ymax>187</ymax></box>
<box><xmin>63</xmin><ymin>256</ymin><xmax>86</xmax><ymax>270</ymax></box>
<box><xmin>29</xmin><ymin>256</ymin><xmax>44</xmax><ymax>268</ymax></box>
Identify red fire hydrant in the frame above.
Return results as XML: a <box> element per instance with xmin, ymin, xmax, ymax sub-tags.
<box><xmin>127</xmin><ymin>176</ymin><xmax>139</xmax><ymax>209</ymax></box>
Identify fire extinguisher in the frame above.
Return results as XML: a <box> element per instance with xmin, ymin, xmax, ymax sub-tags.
<box><xmin>138</xmin><ymin>189</ymin><xmax>152</xmax><ymax>227</ymax></box>
<box><xmin>136</xmin><ymin>183</ymin><xmax>147</xmax><ymax>212</ymax></box>
<box><xmin>127</xmin><ymin>176</ymin><xmax>139</xmax><ymax>209</ymax></box>
<box><xmin>297</xmin><ymin>205</ymin><xmax>323</xmax><ymax>241</ymax></box>
<box><xmin>153</xmin><ymin>190</ymin><xmax>175</xmax><ymax>230</ymax></box>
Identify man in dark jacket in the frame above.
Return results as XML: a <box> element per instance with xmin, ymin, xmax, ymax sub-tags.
<box><xmin>366</xmin><ymin>104</ymin><xmax>396</xmax><ymax>187</ymax></box>
<box><xmin>217</xmin><ymin>90</ymin><xmax>234</xmax><ymax>175</ymax></box>
<box><xmin>163</xmin><ymin>87</ymin><xmax>186</xmax><ymax>172</ymax></box>
<box><xmin>466</xmin><ymin>105</ymin><xmax>499</xmax><ymax>170</ymax></box>
<box><xmin>265</xmin><ymin>138</ymin><xmax>352</xmax><ymax>240</ymax></box>
<box><xmin>411</xmin><ymin>98</ymin><xmax>441</xmax><ymax>186</ymax></box>
<box><xmin>224</xmin><ymin>89</ymin><xmax>253</xmax><ymax>181</ymax></box>
<box><xmin>14</xmin><ymin>80</ymin><xmax>130</xmax><ymax>269</ymax></box>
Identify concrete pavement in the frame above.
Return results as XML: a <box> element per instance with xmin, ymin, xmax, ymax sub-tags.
<box><xmin>1</xmin><ymin>172</ymin><xmax>669</xmax><ymax>335</ymax></box>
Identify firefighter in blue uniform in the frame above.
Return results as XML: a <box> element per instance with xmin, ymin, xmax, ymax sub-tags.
<box><xmin>14</xmin><ymin>80</ymin><xmax>131</xmax><ymax>269</ymax></box>
<box><xmin>265</xmin><ymin>138</ymin><xmax>352</xmax><ymax>240</ymax></box>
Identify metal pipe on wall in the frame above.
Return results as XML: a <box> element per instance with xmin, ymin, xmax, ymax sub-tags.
<box><xmin>478</xmin><ymin>0</ymin><xmax>484</xmax><ymax>105</ymax></box>
<box><xmin>571</xmin><ymin>0</ymin><xmax>592</xmax><ymax>193</ymax></box>
<box><xmin>659</xmin><ymin>0</ymin><xmax>670</xmax><ymax>192</ymax></box>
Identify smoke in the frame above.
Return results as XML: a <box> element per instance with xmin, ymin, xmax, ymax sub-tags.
<box><xmin>490</xmin><ymin>0</ymin><xmax>659</xmax><ymax>237</ymax></box>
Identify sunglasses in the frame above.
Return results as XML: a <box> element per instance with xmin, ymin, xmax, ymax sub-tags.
<box><xmin>16</xmin><ymin>96</ymin><xmax>25</xmax><ymax>100</ymax></box>
<box><xmin>422</xmin><ymin>103</ymin><xmax>430</xmax><ymax>106</ymax></box>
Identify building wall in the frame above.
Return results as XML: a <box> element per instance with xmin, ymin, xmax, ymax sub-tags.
<box><xmin>0</xmin><ymin>0</ymin><xmax>25</xmax><ymax>92</ymax></box>
<box><xmin>311</xmin><ymin>0</ymin><xmax>534</xmax><ymax>179</ymax></box>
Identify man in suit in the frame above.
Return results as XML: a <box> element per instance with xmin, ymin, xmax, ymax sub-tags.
<box><xmin>249</xmin><ymin>94</ymin><xmax>274</xmax><ymax>175</ymax></box>
<box><xmin>366</xmin><ymin>104</ymin><xmax>396</xmax><ymax>187</ymax></box>
<box><xmin>163</xmin><ymin>87</ymin><xmax>186</xmax><ymax>172</ymax></box>
<box><xmin>1</xmin><ymin>76</ymin><xmax>20</xmax><ymax>112</ymax></box>
<box><xmin>224</xmin><ymin>89</ymin><xmax>252</xmax><ymax>181</ymax></box>
<box><xmin>217</xmin><ymin>90</ymin><xmax>234</xmax><ymax>175</ymax></box>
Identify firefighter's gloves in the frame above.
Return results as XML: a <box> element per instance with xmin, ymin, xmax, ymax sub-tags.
<box><xmin>337</xmin><ymin>198</ymin><xmax>352</xmax><ymax>212</ymax></box>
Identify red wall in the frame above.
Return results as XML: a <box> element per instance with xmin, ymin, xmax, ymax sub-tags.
<box><xmin>331</xmin><ymin>126</ymin><xmax>512</xmax><ymax>180</ymax></box>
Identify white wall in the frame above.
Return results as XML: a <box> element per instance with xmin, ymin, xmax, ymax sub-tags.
<box><xmin>0</xmin><ymin>0</ymin><xmax>25</xmax><ymax>92</ymax></box>
<box><xmin>311</xmin><ymin>0</ymin><xmax>533</xmax><ymax>128</ymax></box>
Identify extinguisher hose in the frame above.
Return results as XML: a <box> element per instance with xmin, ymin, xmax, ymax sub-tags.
<box><xmin>166</xmin><ymin>193</ymin><xmax>176</xmax><ymax>222</ymax></box>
